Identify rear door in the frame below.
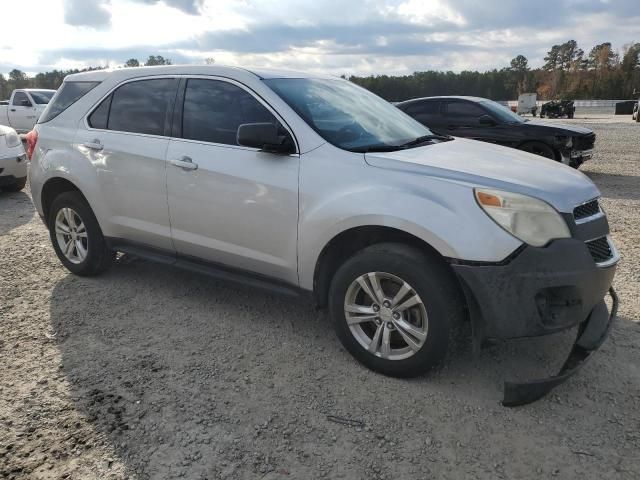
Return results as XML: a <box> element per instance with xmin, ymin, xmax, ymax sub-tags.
<box><xmin>165</xmin><ymin>77</ymin><xmax>300</xmax><ymax>284</ymax></box>
<box><xmin>9</xmin><ymin>91</ymin><xmax>37</xmax><ymax>132</ymax></box>
<box><xmin>75</xmin><ymin>77</ymin><xmax>179</xmax><ymax>251</ymax></box>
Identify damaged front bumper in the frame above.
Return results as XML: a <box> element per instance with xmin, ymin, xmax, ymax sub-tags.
<box><xmin>502</xmin><ymin>287</ymin><xmax>618</xmax><ymax>407</ymax></box>
<box><xmin>452</xmin><ymin>237</ymin><xmax>618</xmax><ymax>406</ymax></box>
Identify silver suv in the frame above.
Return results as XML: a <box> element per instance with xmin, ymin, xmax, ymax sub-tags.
<box><xmin>29</xmin><ymin>66</ymin><xmax>619</xmax><ymax>405</ymax></box>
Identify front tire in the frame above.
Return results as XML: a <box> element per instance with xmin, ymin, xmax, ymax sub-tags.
<box><xmin>328</xmin><ymin>243</ymin><xmax>464</xmax><ymax>378</ymax></box>
<box><xmin>2</xmin><ymin>176</ymin><xmax>27</xmax><ymax>192</ymax></box>
<box><xmin>48</xmin><ymin>191</ymin><xmax>113</xmax><ymax>276</ymax></box>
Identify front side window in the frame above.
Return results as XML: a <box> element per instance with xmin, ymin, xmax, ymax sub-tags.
<box><xmin>12</xmin><ymin>92</ymin><xmax>30</xmax><ymax>106</ymax></box>
<box><xmin>181</xmin><ymin>79</ymin><xmax>279</xmax><ymax>145</ymax></box>
<box><xmin>106</xmin><ymin>78</ymin><xmax>177</xmax><ymax>136</ymax></box>
<box><xmin>264</xmin><ymin>78</ymin><xmax>432</xmax><ymax>152</ymax></box>
<box><xmin>480</xmin><ymin>100</ymin><xmax>525</xmax><ymax>124</ymax></box>
<box><xmin>39</xmin><ymin>81</ymin><xmax>100</xmax><ymax>123</ymax></box>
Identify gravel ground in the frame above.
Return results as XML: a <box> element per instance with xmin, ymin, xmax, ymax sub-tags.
<box><xmin>1</xmin><ymin>116</ymin><xmax>639</xmax><ymax>480</ymax></box>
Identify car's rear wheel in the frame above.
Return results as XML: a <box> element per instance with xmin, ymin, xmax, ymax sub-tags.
<box><xmin>519</xmin><ymin>141</ymin><xmax>556</xmax><ymax>160</ymax></box>
<box><xmin>328</xmin><ymin>243</ymin><xmax>463</xmax><ymax>378</ymax></box>
<box><xmin>48</xmin><ymin>191</ymin><xmax>113</xmax><ymax>276</ymax></box>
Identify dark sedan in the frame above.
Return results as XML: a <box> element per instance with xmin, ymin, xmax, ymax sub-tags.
<box><xmin>396</xmin><ymin>96</ymin><xmax>595</xmax><ymax>168</ymax></box>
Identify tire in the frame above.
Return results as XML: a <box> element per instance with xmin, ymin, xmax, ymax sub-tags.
<box><xmin>328</xmin><ymin>243</ymin><xmax>464</xmax><ymax>378</ymax></box>
<box><xmin>2</xmin><ymin>176</ymin><xmax>27</xmax><ymax>192</ymax></box>
<box><xmin>519</xmin><ymin>141</ymin><xmax>556</xmax><ymax>160</ymax></box>
<box><xmin>48</xmin><ymin>191</ymin><xmax>113</xmax><ymax>276</ymax></box>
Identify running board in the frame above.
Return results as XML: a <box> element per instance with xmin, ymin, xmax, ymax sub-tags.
<box><xmin>108</xmin><ymin>239</ymin><xmax>302</xmax><ymax>298</ymax></box>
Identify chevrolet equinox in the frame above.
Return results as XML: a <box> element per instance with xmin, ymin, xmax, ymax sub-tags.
<box><xmin>28</xmin><ymin>66</ymin><xmax>619</xmax><ymax>405</ymax></box>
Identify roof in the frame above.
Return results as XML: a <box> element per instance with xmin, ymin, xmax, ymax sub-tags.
<box><xmin>64</xmin><ymin>65</ymin><xmax>335</xmax><ymax>83</ymax></box>
<box><xmin>16</xmin><ymin>88</ymin><xmax>57</xmax><ymax>92</ymax></box>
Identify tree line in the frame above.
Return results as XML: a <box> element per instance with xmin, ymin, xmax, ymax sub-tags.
<box><xmin>351</xmin><ymin>40</ymin><xmax>640</xmax><ymax>101</ymax></box>
<box><xmin>2</xmin><ymin>41</ymin><xmax>639</xmax><ymax>102</ymax></box>
<box><xmin>0</xmin><ymin>55</ymin><xmax>171</xmax><ymax>100</ymax></box>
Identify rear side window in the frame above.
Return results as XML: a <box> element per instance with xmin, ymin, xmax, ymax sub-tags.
<box><xmin>106</xmin><ymin>79</ymin><xmax>177</xmax><ymax>136</ymax></box>
<box><xmin>39</xmin><ymin>81</ymin><xmax>99</xmax><ymax>123</ymax></box>
<box><xmin>181</xmin><ymin>79</ymin><xmax>278</xmax><ymax>145</ymax></box>
<box><xmin>12</xmin><ymin>92</ymin><xmax>30</xmax><ymax>106</ymax></box>
<box><xmin>405</xmin><ymin>101</ymin><xmax>440</xmax><ymax>115</ymax></box>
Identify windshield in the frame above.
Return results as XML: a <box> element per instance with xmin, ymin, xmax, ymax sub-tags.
<box><xmin>29</xmin><ymin>90</ymin><xmax>55</xmax><ymax>104</ymax></box>
<box><xmin>264</xmin><ymin>78</ymin><xmax>433</xmax><ymax>152</ymax></box>
<box><xmin>480</xmin><ymin>100</ymin><xmax>525</xmax><ymax>124</ymax></box>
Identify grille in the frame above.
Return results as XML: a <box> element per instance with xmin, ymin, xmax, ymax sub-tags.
<box><xmin>586</xmin><ymin>237</ymin><xmax>613</xmax><ymax>263</ymax></box>
<box><xmin>573</xmin><ymin>199</ymin><xmax>600</xmax><ymax>220</ymax></box>
<box><xmin>573</xmin><ymin>133</ymin><xmax>596</xmax><ymax>150</ymax></box>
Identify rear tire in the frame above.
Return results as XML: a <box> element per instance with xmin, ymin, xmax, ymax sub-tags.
<box><xmin>519</xmin><ymin>141</ymin><xmax>557</xmax><ymax>160</ymax></box>
<box><xmin>3</xmin><ymin>176</ymin><xmax>27</xmax><ymax>192</ymax></box>
<box><xmin>48</xmin><ymin>191</ymin><xmax>113</xmax><ymax>276</ymax></box>
<box><xmin>328</xmin><ymin>243</ymin><xmax>464</xmax><ymax>378</ymax></box>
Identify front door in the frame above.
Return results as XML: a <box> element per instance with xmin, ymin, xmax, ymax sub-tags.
<box><xmin>166</xmin><ymin>78</ymin><xmax>300</xmax><ymax>284</ymax></box>
<box><xmin>9</xmin><ymin>92</ymin><xmax>37</xmax><ymax>132</ymax></box>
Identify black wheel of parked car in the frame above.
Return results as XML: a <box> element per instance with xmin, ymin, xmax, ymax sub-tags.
<box><xmin>328</xmin><ymin>243</ymin><xmax>464</xmax><ymax>378</ymax></box>
<box><xmin>519</xmin><ymin>141</ymin><xmax>556</xmax><ymax>160</ymax></box>
<box><xmin>48</xmin><ymin>191</ymin><xmax>113</xmax><ymax>276</ymax></box>
<box><xmin>2</xmin><ymin>177</ymin><xmax>27</xmax><ymax>192</ymax></box>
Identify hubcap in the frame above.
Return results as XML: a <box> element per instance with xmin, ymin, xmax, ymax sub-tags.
<box><xmin>344</xmin><ymin>272</ymin><xmax>428</xmax><ymax>361</ymax></box>
<box><xmin>54</xmin><ymin>207</ymin><xmax>88</xmax><ymax>264</ymax></box>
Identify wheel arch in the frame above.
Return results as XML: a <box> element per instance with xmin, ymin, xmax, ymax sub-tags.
<box><xmin>312</xmin><ymin>224</ymin><xmax>458</xmax><ymax>308</ymax></box>
<box><xmin>517</xmin><ymin>140</ymin><xmax>560</xmax><ymax>161</ymax></box>
<box><xmin>41</xmin><ymin>177</ymin><xmax>90</xmax><ymax>224</ymax></box>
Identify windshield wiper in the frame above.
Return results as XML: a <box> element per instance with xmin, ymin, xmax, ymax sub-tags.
<box><xmin>351</xmin><ymin>144</ymin><xmax>405</xmax><ymax>153</ymax></box>
<box><xmin>398</xmin><ymin>134</ymin><xmax>452</xmax><ymax>147</ymax></box>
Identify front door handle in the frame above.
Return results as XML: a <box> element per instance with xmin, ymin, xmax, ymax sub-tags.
<box><xmin>82</xmin><ymin>140</ymin><xmax>103</xmax><ymax>151</ymax></box>
<box><xmin>170</xmin><ymin>156</ymin><xmax>198</xmax><ymax>171</ymax></box>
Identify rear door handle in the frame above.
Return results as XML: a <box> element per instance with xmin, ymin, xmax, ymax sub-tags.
<box><xmin>170</xmin><ymin>156</ymin><xmax>198</xmax><ymax>171</ymax></box>
<box><xmin>82</xmin><ymin>140</ymin><xmax>103</xmax><ymax>151</ymax></box>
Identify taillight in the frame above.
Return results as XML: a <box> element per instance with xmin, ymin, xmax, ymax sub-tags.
<box><xmin>25</xmin><ymin>129</ymin><xmax>38</xmax><ymax>160</ymax></box>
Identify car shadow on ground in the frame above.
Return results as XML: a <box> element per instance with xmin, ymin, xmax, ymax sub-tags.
<box><xmin>583</xmin><ymin>172</ymin><xmax>640</xmax><ymax>201</ymax></box>
<box><xmin>48</xmin><ymin>256</ymin><xmax>639</xmax><ymax>478</ymax></box>
<box><xmin>0</xmin><ymin>190</ymin><xmax>35</xmax><ymax>235</ymax></box>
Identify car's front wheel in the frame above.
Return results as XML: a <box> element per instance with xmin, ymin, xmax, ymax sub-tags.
<box><xmin>519</xmin><ymin>141</ymin><xmax>556</xmax><ymax>160</ymax></box>
<box><xmin>329</xmin><ymin>243</ymin><xmax>464</xmax><ymax>378</ymax></box>
<box><xmin>48</xmin><ymin>191</ymin><xmax>113</xmax><ymax>276</ymax></box>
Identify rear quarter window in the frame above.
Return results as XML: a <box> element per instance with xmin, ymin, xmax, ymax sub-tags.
<box><xmin>39</xmin><ymin>81</ymin><xmax>100</xmax><ymax>123</ymax></box>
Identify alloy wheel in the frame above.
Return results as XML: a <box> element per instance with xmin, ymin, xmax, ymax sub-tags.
<box><xmin>344</xmin><ymin>272</ymin><xmax>428</xmax><ymax>361</ymax></box>
<box><xmin>54</xmin><ymin>207</ymin><xmax>88</xmax><ymax>264</ymax></box>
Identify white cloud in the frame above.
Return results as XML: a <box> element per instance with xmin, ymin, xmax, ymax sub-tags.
<box><xmin>0</xmin><ymin>0</ymin><xmax>639</xmax><ymax>76</ymax></box>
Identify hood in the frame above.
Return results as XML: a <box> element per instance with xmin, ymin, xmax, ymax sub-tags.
<box><xmin>365</xmin><ymin>138</ymin><xmax>599</xmax><ymax>213</ymax></box>
<box><xmin>524</xmin><ymin>119</ymin><xmax>593</xmax><ymax>135</ymax></box>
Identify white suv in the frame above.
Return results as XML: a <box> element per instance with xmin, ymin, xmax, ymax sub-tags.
<box><xmin>28</xmin><ymin>66</ymin><xmax>618</xmax><ymax>405</ymax></box>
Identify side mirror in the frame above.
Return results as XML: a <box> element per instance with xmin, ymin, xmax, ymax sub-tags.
<box><xmin>237</xmin><ymin>123</ymin><xmax>295</xmax><ymax>154</ymax></box>
<box><xmin>20</xmin><ymin>100</ymin><xmax>33</xmax><ymax>107</ymax></box>
<box><xmin>478</xmin><ymin>115</ymin><xmax>496</xmax><ymax>126</ymax></box>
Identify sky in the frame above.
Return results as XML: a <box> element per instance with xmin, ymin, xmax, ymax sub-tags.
<box><xmin>1</xmin><ymin>0</ymin><xmax>639</xmax><ymax>77</ymax></box>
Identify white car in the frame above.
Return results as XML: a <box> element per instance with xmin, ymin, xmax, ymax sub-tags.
<box><xmin>0</xmin><ymin>125</ymin><xmax>27</xmax><ymax>192</ymax></box>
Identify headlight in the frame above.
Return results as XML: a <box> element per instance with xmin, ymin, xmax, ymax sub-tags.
<box><xmin>5</xmin><ymin>131</ymin><xmax>21</xmax><ymax>148</ymax></box>
<box><xmin>475</xmin><ymin>188</ymin><xmax>570</xmax><ymax>247</ymax></box>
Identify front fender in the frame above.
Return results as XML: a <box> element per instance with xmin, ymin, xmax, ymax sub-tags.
<box><xmin>297</xmin><ymin>171</ymin><xmax>522</xmax><ymax>290</ymax></box>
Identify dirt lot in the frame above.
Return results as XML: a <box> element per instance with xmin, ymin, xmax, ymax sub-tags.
<box><xmin>1</xmin><ymin>116</ymin><xmax>639</xmax><ymax>480</ymax></box>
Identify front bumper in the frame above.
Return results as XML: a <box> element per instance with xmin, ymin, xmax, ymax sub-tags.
<box><xmin>502</xmin><ymin>288</ymin><xmax>617</xmax><ymax>406</ymax></box>
<box><xmin>453</xmin><ymin>238</ymin><xmax>616</xmax><ymax>341</ymax></box>
<box><xmin>561</xmin><ymin>148</ymin><xmax>593</xmax><ymax>167</ymax></box>
<box><xmin>0</xmin><ymin>152</ymin><xmax>28</xmax><ymax>179</ymax></box>
<box><xmin>452</xmin><ymin>238</ymin><xmax>618</xmax><ymax>406</ymax></box>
